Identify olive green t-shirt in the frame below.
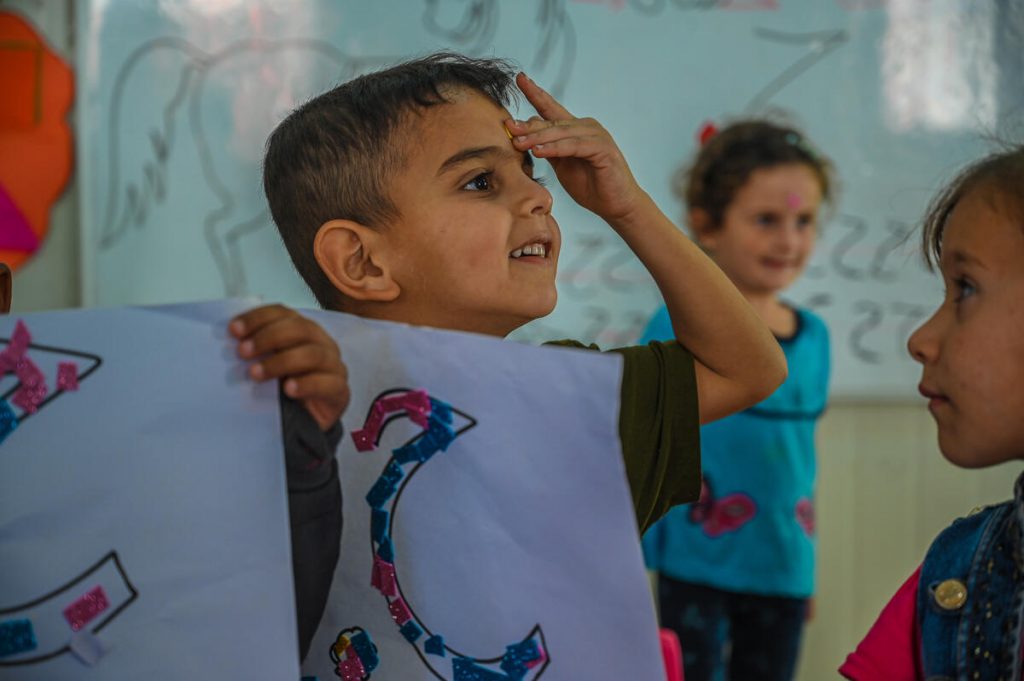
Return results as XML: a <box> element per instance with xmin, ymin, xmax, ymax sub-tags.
<box><xmin>545</xmin><ymin>340</ymin><xmax>701</xmax><ymax>533</ymax></box>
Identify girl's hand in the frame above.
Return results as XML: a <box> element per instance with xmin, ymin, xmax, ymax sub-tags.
<box><xmin>507</xmin><ymin>72</ymin><xmax>646</xmax><ymax>226</ymax></box>
<box><xmin>230</xmin><ymin>304</ymin><xmax>350</xmax><ymax>431</ymax></box>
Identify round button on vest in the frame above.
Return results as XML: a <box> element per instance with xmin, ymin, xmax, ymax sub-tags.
<box><xmin>933</xmin><ymin>579</ymin><xmax>968</xmax><ymax>610</ymax></box>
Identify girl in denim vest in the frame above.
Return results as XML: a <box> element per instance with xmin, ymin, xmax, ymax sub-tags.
<box><xmin>841</xmin><ymin>146</ymin><xmax>1024</xmax><ymax>680</ymax></box>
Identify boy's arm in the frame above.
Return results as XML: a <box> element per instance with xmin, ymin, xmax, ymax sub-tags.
<box><xmin>508</xmin><ymin>75</ymin><xmax>786</xmax><ymax>423</ymax></box>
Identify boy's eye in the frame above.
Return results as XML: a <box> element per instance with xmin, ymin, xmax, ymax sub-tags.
<box><xmin>463</xmin><ymin>172</ymin><xmax>493</xmax><ymax>192</ymax></box>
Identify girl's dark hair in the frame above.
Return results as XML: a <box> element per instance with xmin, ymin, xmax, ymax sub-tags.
<box><xmin>263</xmin><ymin>52</ymin><xmax>519</xmax><ymax>309</ymax></box>
<box><xmin>676</xmin><ymin>120</ymin><xmax>835</xmax><ymax>229</ymax></box>
<box><xmin>921</xmin><ymin>145</ymin><xmax>1024</xmax><ymax>269</ymax></box>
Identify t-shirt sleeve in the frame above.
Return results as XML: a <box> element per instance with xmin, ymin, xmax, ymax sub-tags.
<box><xmin>546</xmin><ymin>339</ymin><xmax>701</xmax><ymax>533</ymax></box>
<box><xmin>839</xmin><ymin>565</ymin><xmax>922</xmax><ymax>681</ymax></box>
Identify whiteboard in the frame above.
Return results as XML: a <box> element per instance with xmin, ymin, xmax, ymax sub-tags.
<box><xmin>77</xmin><ymin>0</ymin><xmax>1022</xmax><ymax>399</ymax></box>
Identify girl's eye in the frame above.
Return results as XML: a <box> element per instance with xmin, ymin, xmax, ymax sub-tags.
<box><xmin>797</xmin><ymin>214</ymin><xmax>817</xmax><ymax>229</ymax></box>
<box><xmin>463</xmin><ymin>172</ymin><xmax>493</xmax><ymax>192</ymax></box>
<box><xmin>953</xmin><ymin>276</ymin><xmax>976</xmax><ymax>302</ymax></box>
<box><xmin>755</xmin><ymin>213</ymin><xmax>778</xmax><ymax>227</ymax></box>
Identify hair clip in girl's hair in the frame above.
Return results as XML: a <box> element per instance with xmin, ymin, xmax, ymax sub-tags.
<box><xmin>698</xmin><ymin>121</ymin><xmax>718</xmax><ymax>146</ymax></box>
<box><xmin>784</xmin><ymin>131</ymin><xmax>818</xmax><ymax>160</ymax></box>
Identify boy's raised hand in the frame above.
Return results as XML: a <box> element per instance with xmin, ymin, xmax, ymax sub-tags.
<box><xmin>230</xmin><ymin>304</ymin><xmax>350</xmax><ymax>431</ymax></box>
<box><xmin>507</xmin><ymin>72</ymin><xmax>646</xmax><ymax>225</ymax></box>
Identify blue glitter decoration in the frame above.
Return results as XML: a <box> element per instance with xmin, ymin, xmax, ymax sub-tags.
<box><xmin>0</xmin><ymin>400</ymin><xmax>17</xmax><ymax>445</ymax></box>
<box><xmin>452</xmin><ymin>658</ymin><xmax>512</xmax><ymax>681</ymax></box>
<box><xmin>365</xmin><ymin>476</ymin><xmax>396</xmax><ymax>509</ymax></box>
<box><xmin>399</xmin><ymin>620</ymin><xmax>423</xmax><ymax>643</ymax></box>
<box><xmin>376</xmin><ymin>535</ymin><xmax>394</xmax><ymax>562</ymax></box>
<box><xmin>501</xmin><ymin>639</ymin><xmax>540</xmax><ymax>676</ymax></box>
<box><xmin>393</xmin><ymin>442</ymin><xmax>419</xmax><ymax>464</ymax></box>
<box><xmin>429</xmin><ymin>398</ymin><xmax>453</xmax><ymax>424</ymax></box>
<box><xmin>0</xmin><ymin>618</ymin><xmax>37</xmax><ymax>658</ymax></box>
<box><xmin>425</xmin><ymin>634</ymin><xmax>446</xmax><ymax>657</ymax></box>
<box><xmin>380</xmin><ymin>460</ymin><xmax>404</xmax><ymax>487</ymax></box>
<box><xmin>370</xmin><ymin>508</ymin><xmax>389</xmax><ymax>544</ymax></box>
<box><xmin>428</xmin><ymin>415</ymin><xmax>456</xmax><ymax>451</ymax></box>
<box><xmin>350</xmin><ymin>631</ymin><xmax>379</xmax><ymax>671</ymax></box>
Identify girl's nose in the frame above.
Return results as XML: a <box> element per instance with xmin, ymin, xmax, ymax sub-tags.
<box><xmin>907</xmin><ymin>309</ymin><xmax>941</xmax><ymax>364</ymax></box>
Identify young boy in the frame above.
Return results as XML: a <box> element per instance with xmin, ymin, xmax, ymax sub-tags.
<box><xmin>249</xmin><ymin>52</ymin><xmax>786</xmax><ymax>535</ymax></box>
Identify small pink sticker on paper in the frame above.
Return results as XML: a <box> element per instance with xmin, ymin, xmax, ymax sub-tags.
<box><xmin>337</xmin><ymin>653</ymin><xmax>366</xmax><ymax>681</ymax></box>
<box><xmin>388</xmin><ymin>597</ymin><xmax>412</xmax><ymax>625</ymax></box>
<box><xmin>57</xmin><ymin>362</ymin><xmax>79</xmax><ymax>391</ymax></box>
<box><xmin>63</xmin><ymin>586</ymin><xmax>109</xmax><ymax>632</ymax></box>
<box><xmin>371</xmin><ymin>556</ymin><xmax>397</xmax><ymax>597</ymax></box>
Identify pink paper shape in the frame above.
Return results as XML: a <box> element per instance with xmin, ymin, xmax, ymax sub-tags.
<box><xmin>12</xmin><ymin>356</ymin><xmax>46</xmax><ymax>413</ymax></box>
<box><xmin>371</xmin><ymin>556</ymin><xmax>397</xmax><ymax>597</ymax></box>
<box><xmin>336</xmin><ymin>653</ymin><xmax>366</xmax><ymax>681</ymax></box>
<box><xmin>527</xmin><ymin>643</ymin><xmax>547</xmax><ymax>668</ymax></box>
<box><xmin>0</xmin><ymin>184</ymin><xmax>39</xmax><ymax>253</ymax></box>
<box><xmin>388</xmin><ymin>597</ymin><xmax>412</xmax><ymax>625</ymax></box>
<box><xmin>351</xmin><ymin>429</ymin><xmax>375</xmax><ymax>452</ymax></box>
<box><xmin>57</xmin><ymin>362</ymin><xmax>79</xmax><ymax>391</ymax></box>
<box><xmin>63</xmin><ymin>585</ymin><xmax>109</xmax><ymax>631</ymax></box>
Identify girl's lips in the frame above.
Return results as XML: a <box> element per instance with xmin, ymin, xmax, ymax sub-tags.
<box><xmin>919</xmin><ymin>384</ymin><xmax>949</xmax><ymax>411</ymax></box>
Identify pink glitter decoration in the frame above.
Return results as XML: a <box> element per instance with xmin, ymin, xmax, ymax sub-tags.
<box><xmin>0</xmin><ymin>320</ymin><xmax>31</xmax><ymax>374</ymax></box>
<box><xmin>337</xmin><ymin>653</ymin><xmax>366</xmax><ymax>681</ymax></box>
<box><xmin>63</xmin><ymin>586</ymin><xmax>109</xmax><ymax>632</ymax></box>
<box><xmin>371</xmin><ymin>556</ymin><xmax>397</xmax><ymax>597</ymax></box>
<box><xmin>351</xmin><ymin>429</ymin><xmax>375</xmax><ymax>452</ymax></box>
<box><xmin>12</xmin><ymin>358</ymin><xmax>46</xmax><ymax>414</ymax></box>
<box><xmin>527</xmin><ymin>643</ymin><xmax>547</xmax><ymax>668</ymax></box>
<box><xmin>57</xmin><ymin>362</ymin><xmax>79</xmax><ymax>391</ymax></box>
<box><xmin>388</xmin><ymin>597</ymin><xmax>412</xmax><ymax>625</ymax></box>
<box><xmin>786</xmin><ymin>192</ymin><xmax>803</xmax><ymax>210</ymax></box>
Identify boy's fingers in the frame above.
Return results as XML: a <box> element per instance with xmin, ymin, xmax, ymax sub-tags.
<box><xmin>527</xmin><ymin>135</ymin><xmax>606</xmax><ymax>160</ymax></box>
<box><xmin>230</xmin><ymin>304</ymin><xmax>297</xmax><ymax>338</ymax></box>
<box><xmin>515</xmin><ymin>71</ymin><xmax>573</xmax><ymax>121</ymax></box>
<box><xmin>238</xmin><ymin>317</ymin><xmax>337</xmax><ymax>361</ymax></box>
<box><xmin>283</xmin><ymin>373</ymin><xmax>351</xmax><ymax>404</ymax></box>
<box><xmin>510</xmin><ymin>121</ymin><xmax>604</xmax><ymax>149</ymax></box>
<box><xmin>250</xmin><ymin>344</ymin><xmax>344</xmax><ymax>382</ymax></box>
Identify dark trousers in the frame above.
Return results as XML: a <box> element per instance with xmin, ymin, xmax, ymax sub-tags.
<box><xmin>657</xmin><ymin>574</ymin><xmax>808</xmax><ymax>681</ymax></box>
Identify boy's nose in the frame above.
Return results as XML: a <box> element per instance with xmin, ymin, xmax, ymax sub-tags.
<box><xmin>519</xmin><ymin>175</ymin><xmax>553</xmax><ymax>217</ymax></box>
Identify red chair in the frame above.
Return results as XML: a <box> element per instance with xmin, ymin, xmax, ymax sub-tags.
<box><xmin>660</xmin><ymin>628</ymin><xmax>684</xmax><ymax>681</ymax></box>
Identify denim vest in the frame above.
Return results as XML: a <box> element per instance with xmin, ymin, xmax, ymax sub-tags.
<box><xmin>917</xmin><ymin>472</ymin><xmax>1024</xmax><ymax>681</ymax></box>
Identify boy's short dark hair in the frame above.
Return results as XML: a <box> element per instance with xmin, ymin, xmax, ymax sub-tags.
<box><xmin>263</xmin><ymin>52</ymin><xmax>520</xmax><ymax>308</ymax></box>
<box><xmin>921</xmin><ymin>145</ymin><xmax>1024</xmax><ymax>269</ymax></box>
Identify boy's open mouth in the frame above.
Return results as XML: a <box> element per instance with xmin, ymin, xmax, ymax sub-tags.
<box><xmin>509</xmin><ymin>241</ymin><xmax>549</xmax><ymax>259</ymax></box>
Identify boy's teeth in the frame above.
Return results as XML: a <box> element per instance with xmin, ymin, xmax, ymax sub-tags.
<box><xmin>510</xmin><ymin>243</ymin><xmax>546</xmax><ymax>258</ymax></box>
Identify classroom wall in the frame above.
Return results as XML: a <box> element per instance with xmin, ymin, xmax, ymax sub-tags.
<box><xmin>5</xmin><ymin>2</ymin><xmax>1021</xmax><ymax>678</ymax></box>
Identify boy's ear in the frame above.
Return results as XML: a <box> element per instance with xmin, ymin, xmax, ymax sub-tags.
<box><xmin>314</xmin><ymin>220</ymin><xmax>401</xmax><ymax>302</ymax></box>
<box><xmin>688</xmin><ymin>208</ymin><xmax>716</xmax><ymax>250</ymax></box>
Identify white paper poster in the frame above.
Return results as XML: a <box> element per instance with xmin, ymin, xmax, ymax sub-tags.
<box><xmin>0</xmin><ymin>302</ymin><xmax>666</xmax><ymax>680</ymax></box>
<box><xmin>0</xmin><ymin>301</ymin><xmax>298</xmax><ymax>680</ymax></box>
<box><xmin>302</xmin><ymin>311</ymin><xmax>665</xmax><ymax>681</ymax></box>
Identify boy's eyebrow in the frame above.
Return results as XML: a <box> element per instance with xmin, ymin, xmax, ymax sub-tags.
<box><xmin>436</xmin><ymin>145</ymin><xmax>533</xmax><ymax>176</ymax></box>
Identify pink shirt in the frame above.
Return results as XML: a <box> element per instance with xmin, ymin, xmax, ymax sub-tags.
<box><xmin>839</xmin><ymin>567</ymin><xmax>922</xmax><ymax>681</ymax></box>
